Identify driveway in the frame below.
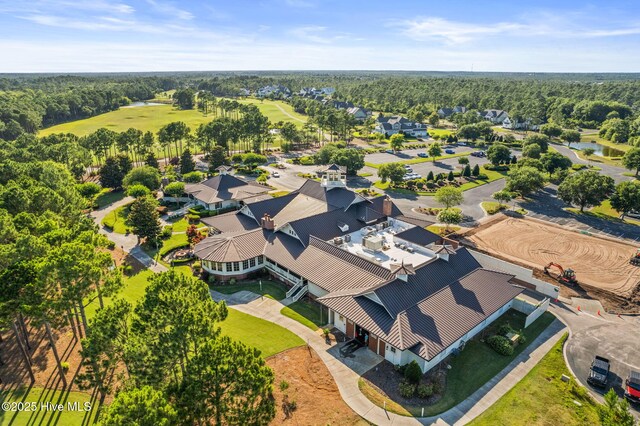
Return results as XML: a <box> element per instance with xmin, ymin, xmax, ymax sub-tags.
<box><xmin>550</xmin><ymin>300</ymin><xmax>640</xmax><ymax>414</ymax></box>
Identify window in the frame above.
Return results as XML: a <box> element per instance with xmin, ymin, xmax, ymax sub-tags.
<box><xmin>216</xmin><ymin>262</ymin><xmax>223</xmax><ymax>271</ymax></box>
<box><xmin>389</xmin><ymin>346</ymin><xmax>396</xmax><ymax>353</ymax></box>
<box><xmin>226</xmin><ymin>262</ymin><xmax>232</xmax><ymax>272</ymax></box>
<box><xmin>249</xmin><ymin>258</ymin><xmax>256</xmax><ymax>267</ymax></box>
<box><xmin>339</xmin><ymin>315</ymin><xmax>344</xmax><ymax>321</ymax></box>
<box><xmin>242</xmin><ymin>260</ymin><xmax>249</xmax><ymax>270</ymax></box>
<box><xmin>233</xmin><ymin>262</ymin><xmax>240</xmax><ymax>272</ymax></box>
<box><xmin>258</xmin><ymin>255</ymin><xmax>265</xmax><ymax>265</ymax></box>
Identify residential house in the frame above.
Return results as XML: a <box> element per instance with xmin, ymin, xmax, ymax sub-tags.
<box><xmin>256</xmin><ymin>85</ymin><xmax>291</xmax><ymax>98</ymax></box>
<box><xmin>374</xmin><ymin>115</ymin><xmax>428</xmax><ymax>138</ymax></box>
<box><xmin>184</xmin><ymin>166</ymin><xmax>271</xmax><ymax>211</ymax></box>
<box><xmin>437</xmin><ymin>106</ymin><xmax>467</xmax><ymax>118</ymax></box>
<box><xmin>478</xmin><ymin>109</ymin><xmax>509</xmax><ymax>124</ymax></box>
<box><xmin>323</xmin><ymin>99</ymin><xmax>354</xmax><ymax>110</ymax></box>
<box><xmin>502</xmin><ymin>117</ymin><xmax>540</xmax><ymax>131</ymax></box>
<box><xmin>195</xmin><ymin>165</ymin><xmax>531</xmax><ymax>373</ymax></box>
<box><xmin>346</xmin><ymin>107</ymin><xmax>371</xmax><ymax>122</ymax></box>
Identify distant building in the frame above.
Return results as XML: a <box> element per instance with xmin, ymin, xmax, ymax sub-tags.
<box><xmin>437</xmin><ymin>106</ymin><xmax>467</xmax><ymax>118</ymax></box>
<box><xmin>322</xmin><ymin>99</ymin><xmax>354</xmax><ymax>110</ymax></box>
<box><xmin>184</xmin><ymin>167</ymin><xmax>271</xmax><ymax>211</ymax></box>
<box><xmin>502</xmin><ymin>117</ymin><xmax>539</xmax><ymax>131</ymax></box>
<box><xmin>299</xmin><ymin>87</ymin><xmax>336</xmax><ymax>97</ymax></box>
<box><xmin>256</xmin><ymin>85</ymin><xmax>291</xmax><ymax>98</ymax></box>
<box><xmin>478</xmin><ymin>109</ymin><xmax>509</xmax><ymax>124</ymax></box>
<box><xmin>374</xmin><ymin>115</ymin><xmax>428</xmax><ymax>138</ymax></box>
<box><xmin>346</xmin><ymin>106</ymin><xmax>371</xmax><ymax>121</ymax></box>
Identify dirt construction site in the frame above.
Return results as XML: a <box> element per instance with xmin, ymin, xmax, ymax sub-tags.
<box><xmin>460</xmin><ymin>216</ymin><xmax>640</xmax><ymax>312</ymax></box>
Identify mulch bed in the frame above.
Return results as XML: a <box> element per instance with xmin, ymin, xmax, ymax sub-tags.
<box><xmin>361</xmin><ymin>360</ymin><xmax>447</xmax><ymax>407</ymax></box>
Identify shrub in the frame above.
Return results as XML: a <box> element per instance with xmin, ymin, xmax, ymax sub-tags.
<box><xmin>398</xmin><ymin>380</ymin><xmax>416</xmax><ymax>398</ymax></box>
<box><xmin>186</xmin><ymin>213</ymin><xmax>200</xmax><ymax>222</ymax></box>
<box><xmin>229</xmin><ymin>278</ymin><xmax>237</xmax><ymax>285</ymax></box>
<box><xmin>257</xmin><ymin>174</ymin><xmax>268</xmax><ymax>183</ymax></box>
<box><xmin>60</xmin><ymin>361</ymin><xmax>70</xmax><ymax>372</ymax></box>
<box><xmin>76</xmin><ymin>182</ymin><xmax>102</xmax><ymax>199</ymax></box>
<box><xmin>571</xmin><ymin>163</ymin><xmax>588</xmax><ymax>171</ymax></box>
<box><xmin>122</xmin><ymin>264</ymin><xmax>133</xmax><ymax>275</ymax></box>
<box><xmin>417</xmin><ymin>383</ymin><xmax>434</xmax><ymax>399</ymax></box>
<box><xmin>404</xmin><ymin>360</ymin><xmax>423</xmax><ymax>384</ymax></box>
<box><xmin>106</xmin><ymin>240</ymin><xmax>116</xmax><ymax>249</ymax></box>
<box><xmin>485</xmin><ymin>203</ymin><xmax>505</xmax><ymax>215</ymax></box>
<box><xmin>160</xmin><ymin>225</ymin><xmax>173</xmax><ymax>239</ymax></box>
<box><xmin>280</xmin><ymin>380</ymin><xmax>290</xmax><ymax>391</ymax></box>
<box><xmin>182</xmin><ymin>171</ymin><xmax>203</xmax><ymax>183</ymax></box>
<box><xmin>486</xmin><ymin>335</ymin><xmax>514</xmax><ymax>356</ymax></box>
<box><xmin>127</xmin><ymin>184</ymin><xmax>151</xmax><ymax>198</ymax></box>
<box><xmin>497</xmin><ymin>323</ymin><xmax>514</xmax><ymax>336</ymax></box>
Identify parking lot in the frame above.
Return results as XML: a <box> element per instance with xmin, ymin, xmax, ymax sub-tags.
<box><xmin>364</xmin><ymin>145</ymin><xmax>475</xmax><ymax>165</ymax></box>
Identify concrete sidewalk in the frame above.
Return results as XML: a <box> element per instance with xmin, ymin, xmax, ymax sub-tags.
<box><xmin>210</xmin><ymin>290</ymin><xmax>566</xmax><ymax>426</ymax></box>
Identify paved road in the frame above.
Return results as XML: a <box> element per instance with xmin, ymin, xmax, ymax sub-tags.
<box><xmin>552</xmin><ymin>143</ymin><xmax>631</xmax><ymax>184</ymax></box>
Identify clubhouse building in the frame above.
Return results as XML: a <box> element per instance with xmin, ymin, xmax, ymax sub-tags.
<box><xmin>194</xmin><ymin>165</ymin><xmax>525</xmax><ymax>373</ymax></box>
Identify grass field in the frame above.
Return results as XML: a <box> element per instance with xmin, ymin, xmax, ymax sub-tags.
<box><xmin>280</xmin><ymin>300</ymin><xmax>326</xmax><ymax>330</ymax></box>
<box><xmin>360</xmin><ymin>310</ymin><xmax>556</xmax><ymax>417</ymax></box>
<box><xmin>101</xmin><ymin>204</ymin><xmax>131</xmax><ymax>234</ymax></box>
<box><xmin>94</xmin><ymin>189</ymin><xmax>125</xmax><ymax>209</ymax></box>
<box><xmin>481</xmin><ymin>201</ymin><xmax>507</xmax><ymax>215</ymax></box>
<box><xmin>469</xmin><ymin>334</ymin><xmax>599</xmax><ymax>426</ymax></box>
<box><xmin>39</xmin><ymin>98</ymin><xmax>307</xmax><ymax>137</ymax></box>
<box><xmin>0</xmin><ymin>387</ymin><xmax>100</xmax><ymax>426</ymax></box>
<box><xmin>568</xmin><ymin>200</ymin><xmax>640</xmax><ymax>226</ymax></box>
<box><xmin>219</xmin><ymin>309</ymin><xmax>305</xmax><ymax>357</ymax></box>
<box><xmin>85</xmin><ymin>268</ymin><xmax>155</xmax><ymax>319</ymax></box>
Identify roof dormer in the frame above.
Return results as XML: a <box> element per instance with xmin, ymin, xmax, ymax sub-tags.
<box><xmin>320</xmin><ymin>164</ymin><xmax>347</xmax><ymax>189</ymax></box>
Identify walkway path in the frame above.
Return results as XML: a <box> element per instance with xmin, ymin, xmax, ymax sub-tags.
<box><xmin>209</xmin><ymin>290</ymin><xmax>566</xmax><ymax>425</ymax></box>
<box><xmin>90</xmin><ymin>196</ymin><xmax>167</xmax><ymax>273</ymax></box>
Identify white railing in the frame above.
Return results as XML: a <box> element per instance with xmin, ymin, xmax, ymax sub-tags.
<box><xmin>291</xmin><ymin>285</ymin><xmax>308</xmax><ymax>302</ymax></box>
<box><xmin>286</xmin><ymin>283</ymin><xmax>302</xmax><ymax>298</ymax></box>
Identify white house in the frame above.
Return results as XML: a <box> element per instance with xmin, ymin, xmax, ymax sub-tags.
<box><xmin>374</xmin><ymin>115</ymin><xmax>428</xmax><ymax>138</ymax></box>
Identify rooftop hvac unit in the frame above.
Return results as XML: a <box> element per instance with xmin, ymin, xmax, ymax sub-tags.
<box><xmin>363</xmin><ymin>235</ymin><xmax>384</xmax><ymax>251</ymax></box>
<box><xmin>344</xmin><ymin>234</ymin><xmax>352</xmax><ymax>243</ymax></box>
<box><xmin>380</xmin><ymin>221</ymin><xmax>388</xmax><ymax>229</ymax></box>
<box><xmin>333</xmin><ymin>237</ymin><xmax>344</xmax><ymax>245</ymax></box>
<box><xmin>376</xmin><ymin>223</ymin><xmax>383</xmax><ymax>231</ymax></box>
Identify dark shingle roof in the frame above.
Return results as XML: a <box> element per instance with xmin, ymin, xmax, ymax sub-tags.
<box><xmin>202</xmin><ymin>211</ymin><xmax>259</xmax><ymax>233</ymax></box>
<box><xmin>287</xmin><ymin>208</ymin><xmax>363</xmax><ymax>245</ymax></box>
<box><xmin>185</xmin><ymin>174</ymin><xmax>268</xmax><ymax>204</ymax></box>
<box><xmin>245</xmin><ymin>192</ymin><xmax>298</xmax><ymax>220</ymax></box>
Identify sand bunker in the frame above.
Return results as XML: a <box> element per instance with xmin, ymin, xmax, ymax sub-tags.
<box><xmin>467</xmin><ymin>217</ymin><xmax>640</xmax><ymax>296</ymax></box>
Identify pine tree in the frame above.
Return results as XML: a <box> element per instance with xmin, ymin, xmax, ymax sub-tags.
<box><xmin>128</xmin><ymin>195</ymin><xmax>161</xmax><ymax>244</ymax></box>
<box><xmin>427</xmin><ymin>170</ymin><xmax>434</xmax><ymax>181</ymax></box>
<box><xmin>472</xmin><ymin>164</ymin><xmax>480</xmax><ymax>177</ymax></box>
<box><xmin>447</xmin><ymin>171</ymin><xmax>455</xmax><ymax>181</ymax></box>
<box><xmin>146</xmin><ymin>152</ymin><xmax>159</xmax><ymax>169</ymax></box>
<box><xmin>463</xmin><ymin>164</ymin><xmax>471</xmax><ymax>177</ymax></box>
<box><xmin>180</xmin><ymin>149</ymin><xmax>196</xmax><ymax>175</ymax></box>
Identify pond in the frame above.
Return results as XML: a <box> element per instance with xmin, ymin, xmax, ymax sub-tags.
<box><xmin>121</xmin><ymin>101</ymin><xmax>165</xmax><ymax>108</ymax></box>
<box><xmin>569</xmin><ymin>141</ymin><xmax>626</xmax><ymax>158</ymax></box>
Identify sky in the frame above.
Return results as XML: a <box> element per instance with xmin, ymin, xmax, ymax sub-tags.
<box><xmin>1</xmin><ymin>0</ymin><xmax>640</xmax><ymax>73</ymax></box>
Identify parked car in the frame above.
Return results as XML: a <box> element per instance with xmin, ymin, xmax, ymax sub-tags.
<box><xmin>404</xmin><ymin>165</ymin><xmax>413</xmax><ymax>171</ymax></box>
<box><xmin>625</xmin><ymin>371</ymin><xmax>640</xmax><ymax>404</ymax></box>
<box><xmin>445</xmin><ymin>149</ymin><xmax>455</xmax><ymax>155</ymax></box>
<box><xmin>458</xmin><ymin>142</ymin><xmax>467</xmax><ymax>146</ymax></box>
<box><xmin>417</xmin><ymin>152</ymin><xmax>429</xmax><ymax>158</ymax></box>
<box><xmin>385</xmin><ymin>149</ymin><xmax>395</xmax><ymax>154</ymax></box>
<box><xmin>471</xmin><ymin>151</ymin><xmax>486</xmax><ymax>157</ymax></box>
<box><xmin>271</xmin><ymin>171</ymin><xmax>280</xmax><ymax>178</ymax></box>
<box><xmin>587</xmin><ymin>355</ymin><xmax>610</xmax><ymax>388</ymax></box>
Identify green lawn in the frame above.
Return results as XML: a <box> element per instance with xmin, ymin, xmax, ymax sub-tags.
<box><xmin>579</xmin><ymin>132</ymin><xmax>632</xmax><ymax>153</ymax></box>
<box><xmin>481</xmin><ymin>201</ymin><xmax>506</xmax><ymax>215</ymax></box>
<box><xmin>85</xmin><ymin>269</ymin><xmax>155</xmax><ymax>319</ymax></box>
<box><xmin>0</xmin><ymin>387</ymin><xmax>100</xmax><ymax>426</ymax></box>
<box><xmin>428</xmin><ymin>128</ymin><xmax>454</xmax><ymax>138</ymax></box>
<box><xmin>142</xmin><ymin>233</ymin><xmax>190</xmax><ymax>260</ymax></box>
<box><xmin>360</xmin><ymin>310</ymin><xmax>556</xmax><ymax>417</ymax></box>
<box><xmin>426</xmin><ymin>225</ymin><xmax>461</xmax><ymax>235</ymax></box>
<box><xmin>210</xmin><ymin>280</ymin><xmax>288</xmax><ymax>301</ymax></box>
<box><xmin>567</xmin><ymin>200</ymin><xmax>640</xmax><ymax>226</ymax></box>
<box><xmin>100</xmin><ymin>204</ymin><xmax>131</xmax><ymax>234</ymax></box>
<box><xmin>469</xmin><ymin>334</ymin><xmax>599</xmax><ymax>426</ymax></box>
<box><xmin>373</xmin><ymin>168</ymin><xmax>506</xmax><ymax>197</ymax></box>
<box><xmin>94</xmin><ymin>189</ymin><xmax>125</xmax><ymax>209</ymax></box>
<box><xmin>219</xmin><ymin>309</ymin><xmax>305</xmax><ymax>357</ymax></box>
<box><xmin>39</xmin><ymin>99</ymin><xmax>306</xmax><ymax>137</ymax></box>
<box><xmin>165</xmin><ymin>216</ymin><xmax>202</xmax><ymax>232</ymax></box>
<box><xmin>280</xmin><ymin>300</ymin><xmax>326</xmax><ymax>330</ymax></box>
<box><xmin>39</xmin><ymin>104</ymin><xmax>213</xmax><ymax>137</ymax></box>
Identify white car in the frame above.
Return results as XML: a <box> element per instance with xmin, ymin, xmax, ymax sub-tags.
<box><xmin>458</xmin><ymin>142</ymin><xmax>467</xmax><ymax>146</ymax></box>
<box><xmin>271</xmin><ymin>171</ymin><xmax>280</xmax><ymax>178</ymax></box>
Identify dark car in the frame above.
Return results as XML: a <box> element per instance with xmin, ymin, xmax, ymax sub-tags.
<box><xmin>471</xmin><ymin>151</ymin><xmax>486</xmax><ymax>157</ymax></box>
<box><xmin>587</xmin><ymin>356</ymin><xmax>610</xmax><ymax>388</ymax></box>
<box><xmin>625</xmin><ymin>371</ymin><xmax>640</xmax><ymax>404</ymax></box>
<box><xmin>445</xmin><ymin>149</ymin><xmax>455</xmax><ymax>154</ymax></box>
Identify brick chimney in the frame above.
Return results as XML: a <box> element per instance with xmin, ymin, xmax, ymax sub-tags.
<box><xmin>382</xmin><ymin>196</ymin><xmax>393</xmax><ymax>217</ymax></box>
<box><xmin>261</xmin><ymin>213</ymin><xmax>275</xmax><ymax>230</ymax></box>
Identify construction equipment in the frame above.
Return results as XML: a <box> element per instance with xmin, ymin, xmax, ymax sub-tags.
<box><xmin>631</xmin><ymin>249</ymin><xmax>640</xmax><ymax>266</ymax></box>
<box><xmin>544</xmin><ymin>262</ymin><xmax>578</xmax><ymax>285</ymax></box>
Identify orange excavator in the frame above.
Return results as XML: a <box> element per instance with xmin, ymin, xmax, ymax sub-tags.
<box><xmin>631</xmin><ymin>249</ymin><xmax>640</xmax><ymax>266</ymax></box>
<box><xmin>544</xmin><ymin>262</ymin><xmax>578</xmax><ymax>285</ymax></box>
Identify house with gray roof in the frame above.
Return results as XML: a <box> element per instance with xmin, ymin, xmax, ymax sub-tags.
<box><xmin>437</xmin><ymin>106</ymin><xmax>467</xmax><ymax>118</ymax></box>
<box><xmin>374</xmin><ymin>115</ymin><xmax>428</xmax><ymax>138</ymax></box>
<box><xmin>184</xmin><ymin>167</ymin><xmax>270</xmax><ymax>212</ymax></box>
<box><xmin>194</xmin><ymin>165</ymin><xmax>532</xmax><ymax>373</ymax></box>
<box><xmin>346</xmin><ymin>106</ymin><xmax>371</xmax><ymax>122</ymax></box>
<box><xmin>478</xmin><ymin>109</ymin><xmax>509</xmax><ymax>124</ymax></box>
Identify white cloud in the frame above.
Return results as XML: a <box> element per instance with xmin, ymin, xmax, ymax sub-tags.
<box><xmin>289</xmin><ymin>25</ymin><xmax>349</xmax><ymax>44</ymax></box>
<box><xmin>145</xmin><ymin>0</ymin><xmax>193</xmax><ymax>20</ymax></box>
<box><xmin>398</xmin><ymin>15</ymin><xmax>640</xmax><ymax>44</ymax></box>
